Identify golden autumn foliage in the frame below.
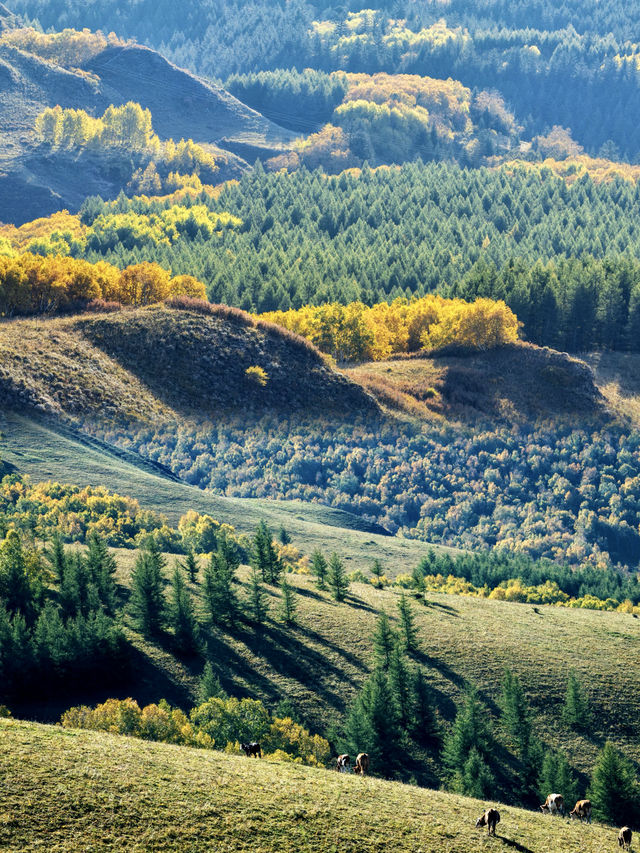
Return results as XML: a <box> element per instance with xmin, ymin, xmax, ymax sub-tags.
<box><xmin>0</xmin><ymin>253</ymin><xmax>205</xmax><ymax>315</ymax></box>
<box><xmin>0</xmin><ymin>26</ymin><xmax>128</xmax><ymax>69</ymax></box>
<box><xmin>501</xmin><ymin>155</ymin><xmax>640</xmax><ymax>185</ymax></box>
<box><xmin>260</xmin><ymin>295</ymin><xmax>519</xmax><ymax>362</ymax></box>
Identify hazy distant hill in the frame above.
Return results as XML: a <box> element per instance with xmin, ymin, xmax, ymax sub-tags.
<box><xmin>0</xmin><ymin>34</ymin><xmax>297</xmax><ymax>223</ymax></box>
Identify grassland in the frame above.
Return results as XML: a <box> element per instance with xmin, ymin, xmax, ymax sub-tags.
<box><xmin>0</xmin><ymin>717</ymin><xmax>624</xmax><ymax>853</ymax></box>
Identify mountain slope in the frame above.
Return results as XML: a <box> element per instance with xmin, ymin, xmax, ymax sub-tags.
<box><xmin>0</xmin><ymin>718</ymin><xmax>624</xmax><ymax>852</ymax></box>
<box><xmin>0</xmin><ymin>37</ymin><xmax>296</xmax><ymax>223</ymax></box>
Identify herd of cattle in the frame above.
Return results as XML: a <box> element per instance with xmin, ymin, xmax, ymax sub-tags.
<box><xmin>241</xmin><ymin>747</ymin><xmax>633</xmax><ymax>848</ymax></box>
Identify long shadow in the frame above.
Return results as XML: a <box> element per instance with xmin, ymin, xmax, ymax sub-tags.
<box><xmin>496</xmin><ymin>836</ymin><xmax>534</xmax><ymax>853</ymax></box>
<box><xmin>424</xmin><ymin>600</ymin><xmax>460</xmax><ymax>617</ymax></box>
<box><xmin>344</xmin><ymin>595</ymin><xmax>378</xmax><ymax>613</ymax></box>
<box><xmin>413</xmin><ymin>651</ymin><xmax>467</xmax><ymax>689</ymax></box>
<box><xmin>296</xmin><ymin>623</ymin><xmax>368</xmax><ymax>671</ymax></box>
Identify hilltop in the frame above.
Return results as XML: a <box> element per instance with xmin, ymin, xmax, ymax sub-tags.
<box><xmin>0</xmin><ymin>718</ymin><xmax>627</xmax><ymax>852</ymax></box>
<box><xmin>0</xmin><ymin>304</ymin><xmax>377</xmax><ymax>423</ymax></box>
<box><xmin>0</xmin><ymin>28</ymin><xmax>296</xmax><ymax>223</ymax></box>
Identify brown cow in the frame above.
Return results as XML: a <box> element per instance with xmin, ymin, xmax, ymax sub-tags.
<box><xmin>476</xmin><ymin>808</ymin><xmax>500</xmax><ymax>836</ymax></box>
<box><xmin>540</xmin><ymin>793</ymin><xmax>565</xmax><ymax>817</ymax></box>
<box><xmin>336</xmin><ymin>754</ymin><xmax>350</xmax><ymax>773</ymax></box>
<box><xmin>569</xmin><ymin>800</ymin><xmax>592</xmax><ymax>823</ymax></box>
<box><xmin>354</xmin><ymin>753</ymin><xmax>370</xmax><ymax>775</ymax></box>
<box><xmin>618</xmin><ymin>826</ymin><xmax>632</xmax><ymax>849</ymax></box>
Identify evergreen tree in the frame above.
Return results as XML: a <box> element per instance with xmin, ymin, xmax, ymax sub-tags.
<box><xmin>388</xmin><ymin>642</ymin><xmax>412</xmax><ymax>728</ymax></box>
<box><xmin>129</xmin><ymin>541</ymin><xmax>166</xmax><ymax>636</ymax></box>
<box><xmin>588</xmin><ymin>741</ymin><xmax>639</xmax><ymax>825</ymax></box>
<box><xmin>85</xmin><ymin>532</ymin><xmax>117</xmax><ymax>614</ymax></box>
<box><xmin>278</xmin><ymin>525</ymin><xmax>291</xmax><ymax>545</ymax></box>
<box><xmin>0</xmin><ymin>531</ymin><xmax>36</xmax><ymax>621</ymax></box>
<box><xmin>410</xmin><ymin>666</ymin><xmax>439</xmax><ymax>745</ymax></box>
<box><xmin>460</xmin><ymin>747</ymin><xmax>496</xmax><ymax>798</ymax></box>
<box><xmin>311</xmin><ymin>548</ymin><xmax>328</xmax><ymax>590</ymax></box>
<box><xmin>327</xmin><ymin>552</ymin><xmax>349</xmax><ymax>602</ymax></box>
<box><xmin>198</xmin><ymin>660</ymin><xmax>226</xmax><ymax>701</ymax></box>
<box><xmin>442</xmin><ymin>686</ymin><xmax>494</xmax><ymax>790</ymax></box>
<box><xmin>372</xmin><ymin>611</ymin><xmax>396</xmax><ymax>671</ymax></box>
<box><xmin>252</xmin><ymin>520</ymin><xmax>282</xmax><ymax>585</ymax></box>
<box><xmin>397</xmin><ymin>593</ymin><xmax>419</xmax><ymax>652</ymax></box>
<box><xmin>370</xmin><ymin>558</ymin><xmax>384</xmax><ymax>588</ymax></box>
<box><xmin>500</xmin><ymin>669</ymin><xmax>532</xmax><ymax>758</ymax></box>
<box><xmin>247</xmin><ymin>565</ymin><xmax>268</xmax><ymax>626</ymax></box>
<box><xmin>278</xmin><ymin>576</ymin><xmax>297</xmax><ymax>625</ymax></box>
<box><xmin>203</xmin><ymin>533</ymin><xmax>239</xmax><ymax>627</ymax></box>
<box><xmin>184</xmin><ymin>548</ymin><xmax>199</xmax><ymax>584</ymax></box>
<box><xmin>169</xmin><ymin>564</ymin><xmax>200</xmax><ymax>654</ymax></box>
<box><xmin>345</xmin><ymin>668</ymin><xmax>402</xmax><ymax>776</ymax></box>
<box><xmin>538</xmin><ymin>748</ymin><xmax>578</xmax><ymax>806</ymax></box>
<box><xmin>562</xmin><ymin>671</ymin><xmax>591</xmax><ymax>730</ymax></box>
<box><xmin>46</xmin><ymin>535</ymin><xmax>67</xmax><ymax>585</ymax></box>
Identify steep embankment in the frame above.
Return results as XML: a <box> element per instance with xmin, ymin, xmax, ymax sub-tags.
<box><xmin>0</xmin><ymin>36</ymin><xmax>296</xmax><ymax>222</ymax></box>
<box><xmin>0</xmin><ymin>718</ymin><xmax>623</xmax><ymax>853</ymax></box>
<box><xmin>0</xmin><ymin>304</ymin><xmax>378</xmax><ymax>422</ymax></box>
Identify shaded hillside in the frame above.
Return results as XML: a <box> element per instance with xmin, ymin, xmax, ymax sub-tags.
<box><xmin>0</xmin><ymin>304</ymin><xmax>378</xmax><ymax>423</ymax></box>
<box><xmin>0</xmin><ymin>36</ymin><xmax>296</xmax><ymax>223</ymax></box>
<box><xmin>1</xmin><ymin>719</ymin><xmax>622</xmax><ymax>853</ymax></box>
<box><xmin>346</xmin><ymin>343</ymin><xmax>607</xmax><ymax>424</ymax></box>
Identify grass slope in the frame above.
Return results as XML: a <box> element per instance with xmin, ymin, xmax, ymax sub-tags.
<box><xmin>346</xmin><ymin>343</ymin><xmax>607</xmax><ymax>424</ymax></box>
<box><xmin>0</xmin><ymin>718</ymin><xmax>621</xmax><ymax>853</ymax></box>
<box><xmin>0</xmin><ymin>410</ymin><xmax>439</xmax><ymax>567</ymax></box>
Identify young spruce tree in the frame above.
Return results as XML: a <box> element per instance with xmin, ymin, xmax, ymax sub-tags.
<box><xmin>169</xmin><ymin>563</ymin><xmax>200</xmax><ymax>654</ymax></box>
<box><xmin>397</xmin><ymin>592</ymin><xmax>419</xmax><ymax>652</ymax></box>
<box><xmin>587</xmin><ymin>741</ymin><xmax>639</xmax><ymax>825</ymax></box>
<box><xmin>130</xmin><ymin>540</ymin><xmax>166</xmax><ymax>636</ymax></box>
<box><xmin>327</xmin><ymin>552</ymin><xmax>349</xmax><ymax>601</ymax></box>
<box><xmin>278</xmin><ymin>576</ymin><xmax>297</xmax><ymax>625</ymax></box>
<box><xmin>311</xmin><ymin>549</ymin><xmax>328</xmax><ymax>590</ymax></box>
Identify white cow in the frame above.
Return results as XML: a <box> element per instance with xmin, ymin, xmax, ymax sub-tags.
<box><xmin>540</xmin><ymin>793</ymin><xmax>565</xmax><ymax>817</ymax></box>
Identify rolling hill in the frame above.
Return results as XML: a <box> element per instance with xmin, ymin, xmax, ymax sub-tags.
<box><xmin>0</xmin><ymin>23</ymin><xmax>297</xmax><ymax>223</ymax></box>
<box><xmin>0</xmin><ymin>717</ymin><xmax>627</xmax><ymax>852</ymax></box>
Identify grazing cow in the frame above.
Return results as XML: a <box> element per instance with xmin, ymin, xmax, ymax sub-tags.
<box><xmin>354</xmin><ymin>753</ymin><xmax>369</xmax><ymax>775</ymax></box>
<box><xmin>619</xmin><ymin>826</ymin><xmax>632</xmax><ymax>849</ymax></box>
<box><xmin>336</xmin><ymin>754</ymin><xmax>350</xmax><ymax>773</ymax></box>
<box><xmin>475</xmin><ymin>808</ymin><xmax>500</xmax><ymax>836</ymax></box>
<box><xmin>240</xmin><ymin>742</ymin><xmax>262</xmax><ymax>758</ymax></box>
<box><xmin>540</xmin><ymin>793</ymin><xmax>565</xmax><ymax>817</ymax></box>
<box><xmin>569</xmin><ymin>800</ymin><xmax>592</xmax><ymax>823</ymax></box>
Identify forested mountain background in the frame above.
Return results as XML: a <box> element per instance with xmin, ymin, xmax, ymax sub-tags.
<box><xmin>11</xmin><ymin>0</ymin><xmax>640</xmax><ymax>158</ymax></box>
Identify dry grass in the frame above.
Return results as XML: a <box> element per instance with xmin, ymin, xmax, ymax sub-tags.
<box><xmin>581</xmin><ymin>351</ymin><xmax>640</xmax><ymax>424</ymax></box>
<box><xmin>0</xmin><ymin>718</ymin><xmax>623</xmax><ymax>852</ymax></box>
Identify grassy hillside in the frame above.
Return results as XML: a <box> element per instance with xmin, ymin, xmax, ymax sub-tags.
<box><xmin>345</xmin><ymin>344</ymin><xmax>607</xmax><ymax>423</ymax></box>
<box><xmin>0</xmin><ymin>305</ymin><xmax>377</xmax><ymax>422</ymax></box>
<box><xmin>0</xmin><ymin>718</ymin><xmax>624</xmax><ymax>852</ymax></box>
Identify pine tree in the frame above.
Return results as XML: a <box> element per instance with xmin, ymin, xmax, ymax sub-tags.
<box><xmin>184</xmin><ymin>548</ymin><xmax>199</xmax><ymax>584</ymax></box>
<box><xmin>278</xmin><ymin>577</ymin><xmax>297</xmax><ymax>625</ymax></box>
<box><xmin>203</xmin><ymin>533</ymin><xmax>239</xmax><ymax>627</ymax></box>
<box><xmin>130</xmin><ymin>541</ymin><xmax>166</xmax><ymax>636</ymax></box>
<box><xmin>370</xmin><ymin>558</ymin><xmax>384</xmax><ymax>588</ymax></box>
<box><xmin>0</xmin><ymin>530</ymin><xmax>36</xmax><ymax>620</ymax></box>
<box><xmin>169</xmin><ymin>564</ymin><xmax>200</xmax><ymax>654</ymax></box>
<box><xmin>388</xmin><ymin>643</ymin><xmax>412</xmax><ymax>728</ymax></box>
<box><xmin>279</xmin><ymin>525</ymin><xmax>291</xmax><ymax>545</ymax></box>
<box><xmin>247</xmin><ymin>565</ymin><xmax>268</xmax><ymax>626</ymax></box>
<box><xmin>538</xmin><ymin>748</ymin><xmax>578</xmax><ymax>807</ymax></box>
<box><xmin>588</xmin><ymin>741</ymin><xmax>639</xmax><ymax>825</ymax></box>
<box><xmin>372</xmin><ymin>611</ymin><xmax>396</xmax><ymax>671</ymax></box>
<box><xmin>397</xmin><ymin>593</ymin><xmax>418</xmax><ymax>652</ymax></box>
<box><xmin>327</xmin><ymin>552</ymin><xmax>349</xmax><ymax>602</ymax></box>
<box><xmin>85</xmin><ymin>532</ymin><xmax>117</xmax><ymax>614</ymax></box>
<box><xmin>460</xmin><ymin>747</ymin><xmax>496</xmax><ymax>798</ymax></box>
<box><xmin>252</xmin><ymin>520</ymin><xmax>282</xmax><ymax>585</ymax></box>
<box><xmin>562</xmin><ymin>671</ymin><xmax>591</xmax><ymax>730</ymax></box>
<box><xmin>345</xmin><ymin>668</ymin><xmax>402</xmax><ymax>776</ymax></box>
<box><xmin>47</xmin><ymin>535</ymin><xmax>67</xmax><ymax>585</ymax></box>
<box><xmin>500</xmin><ymin>669</ymin><xmax>532</xmax><ymax>758</ymax></box>
<box><xmin>410</xmin><ymin>666</ymin><xmax>438</xmax><ymax>745</ymax></box>
<box><xmin>442</xmin><ymin>686</ymin><xmax>494</xmax><ymax>789</ymax></box>
<box><xmin>311</xmin><ymin>549</ymin><xmax>328</xmax><ymax>590</ymax></box>
<box><xmin>199</xmin><ymin>661</ymin><xmax>226</xmax><ymax>701</ymax></box>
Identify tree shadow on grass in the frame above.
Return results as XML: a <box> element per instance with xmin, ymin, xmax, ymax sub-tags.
<box><xmin>296</xmin><ymin>623</ymin><xmax>368</xmax><ymax>671</ymax></box>
<box><xmin>496</xmin><ymin>836</ymin><xmax>534</xmax><ymax>853</ymax></box>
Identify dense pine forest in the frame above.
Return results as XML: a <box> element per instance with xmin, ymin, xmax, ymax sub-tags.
<box><xmin>10</xmin><ymin>163</ymin><xmax>640</xmax><ymax>352</ymax></box>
